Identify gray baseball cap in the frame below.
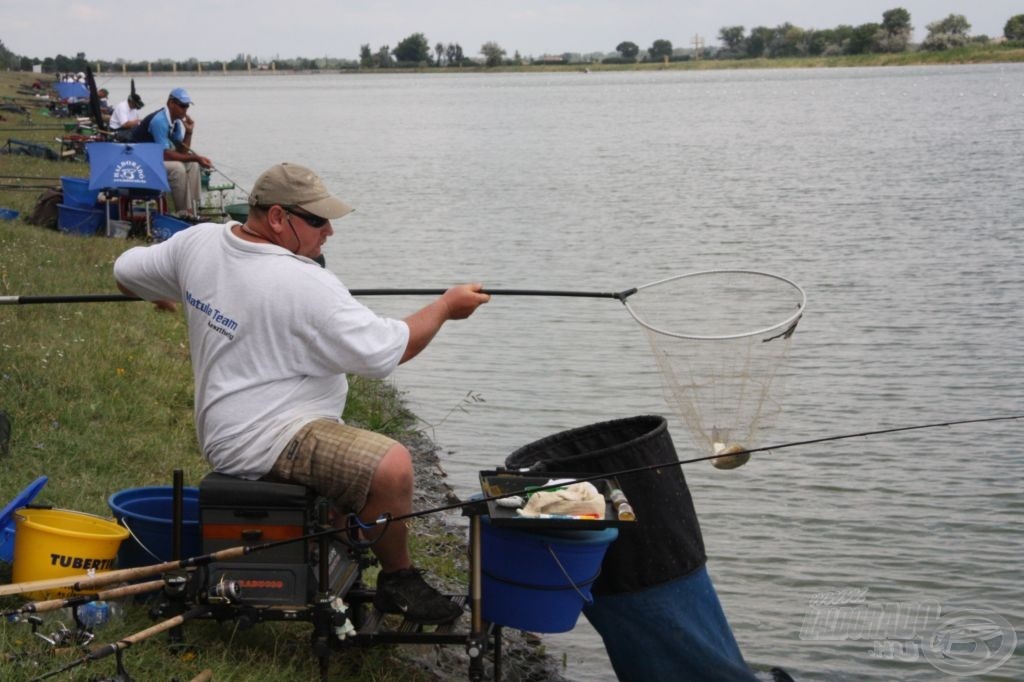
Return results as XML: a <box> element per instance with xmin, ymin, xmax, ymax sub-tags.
<box><xmin>247</xmin><ymin>163</ymin><xmax>353</xmax><ymax>219</ymax></box>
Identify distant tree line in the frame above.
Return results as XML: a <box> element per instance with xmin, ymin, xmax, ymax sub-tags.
<box><xmin>2</xmin><ymin>9</ymin><xmax>1023</xmax><ymax>74</ymax></box>
<box><xmin>714</xmin><ymin>10</ymin><xmax>992</xmax><ymax>59</ymax></box>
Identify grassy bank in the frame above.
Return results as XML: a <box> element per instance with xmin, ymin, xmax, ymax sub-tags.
<box><xmin>0</xmin><ymin>233</ymin><xmax>461</xmax><ymax>682</ymax></box>
<box><xmin>0</xmin><ymin>71</ymin><xmax>477</xmax><ymax>682</ymax></box>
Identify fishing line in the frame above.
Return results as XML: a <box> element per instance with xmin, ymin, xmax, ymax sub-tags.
<box><xmin>385</xmin><ymin>413</ymin><xmax>1024</xmax><ymax>524</ymax></box>
<box><xmin>3</xmin><ymin>414</ymin><xmax>1018</xmax><ymax>600</ymax></box>
<box><xmin>149</xmin><ymin>414</ymin><xmax>1024</xmax><ymax>542</ymax></box>
<box><xmin>179</xmin><ymin>144</ymin><xmax>251</xmax><ymax>197</ymax></box>
<box><xmin>209</xmin><ymin>164</ymin><xmax>250</xmax><ymax>197</ymax></box>
<box><xmin>118</xmin><ymin>412</ymin><xmax>1024</xmax><ymax>547</ymax></box>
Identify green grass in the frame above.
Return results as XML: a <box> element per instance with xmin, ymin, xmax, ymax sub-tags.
<box><xmin>0</xmin><ymin>223</ymin><xmax>435</xmax><ymax>682</ymax></box>
<box><xmin>0</xmin><ymin>71</ymin><xmax>458</xmax><ymax>682</ymax></box>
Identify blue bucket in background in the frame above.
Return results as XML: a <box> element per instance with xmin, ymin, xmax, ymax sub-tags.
<box><xmin>108</xmin><ymin>486</ymin><xmax>200</xmax><ymax>568</ymax></box>
<box><xmin>480</xmin><ymin>515</ymin><xmax>618</xmax><ymax>633</ymax></box>
<box><xmin>60</xmin><ymin>176</ymin><xmax>98</xmax><ymax>208</ymax></box>
<box><xmin>151</xmin><ymin>214</ymin><xmax>191</xmax><ymax>242</ymax></box>
<box><xmin>57</xmin><ymin>203</ymin><xmax>104</xmax><ymax>236</ymax></box>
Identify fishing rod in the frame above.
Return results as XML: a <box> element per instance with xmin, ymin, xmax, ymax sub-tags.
<box><xmin>385</xmin><ymin>413</ymin><xmax>1024</xmax><ymax>524</ymax></box>
<box><xmin>0</xmin><ymin>546</ymin><xmax>249</xmax><ymax>598</ymax></box>
<box><xmin>209</xmin><ymin>165</ymin><xmax>249</xmax><ymax>197</ymax></box>
<box><xmin>1</xmin><ymin>580</ymin><xmax>163</xmax><ymax>619</ymax></box>
<box><xmin>178</xmin><ymin>142</ymin><xmax>250</xmax><ymax>197</ymax></box>
<box><xmin>29</xmin><ymin>605</ymin><xmax>211</xmax><ymax>682</ymax></box>
<box><xmin>1</xmin><ymin>288</ymin><xmax>637</xmax><ymax>306</ymax></box>
<box><xmin>0</xmin><ymin>174</ymin><xmax>62</xmax><ymax>180</ymax></box>
<box><xmin>0</xmin><ymin>184</ymin><xmax>58</xmax><ymax>192</ymax></box>
<box><xmin>2</xmin><ymin>412</ymin><xmax>1018</xmax><ymax>603</ymax></box>
<box><xmin>0</xmin><ymin>126</ymin><xmax>70</xmax><ymax>131</ymax></box>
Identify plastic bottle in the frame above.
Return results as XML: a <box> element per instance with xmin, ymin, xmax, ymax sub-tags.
<box><xmin>76</xmin><ymin>600</ymin><xmax>111</xmax><ymax>628</ymax></box>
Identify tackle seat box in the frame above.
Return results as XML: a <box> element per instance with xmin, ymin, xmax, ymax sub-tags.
<box><xmin>199</xmin><ymin>473</ymin><xmax>313</xmax><ymax>564</ymax></box>
<box><xmin>200</xmin><ymin>473</ymin><xmax>317</xmax><ymax>606</ymax></box>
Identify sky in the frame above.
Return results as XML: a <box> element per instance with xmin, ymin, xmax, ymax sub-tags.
<box><xmin>2</xmin><ymin>1</ymin><xmax>1020</xmax><ymax>63</ymax></box>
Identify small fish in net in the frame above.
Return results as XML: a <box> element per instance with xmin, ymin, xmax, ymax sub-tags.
<box><xmin>623</xmin><ymin>270</ymin><xmax>805</xmax><ymax>470</ymax></box>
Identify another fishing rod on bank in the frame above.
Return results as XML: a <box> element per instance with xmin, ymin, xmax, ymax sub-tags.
<box><xmin>29</xmin><ymin>606</ymin><xmax>211</xmax><ymax>682</ymax></box>
<box><xmin>384</xmin><ymin>413</ymin><xmax>1024</xmax><ymax>525</ymax></box>
<box><xmin>2</xmin><ymin>413</ymin><xmax>1018</xmax><ymax>600</ymax></box>
<box><xmin>1</xmin><ymin>580</ymin><xmax>163</xmax><ymax>619</ymax></box>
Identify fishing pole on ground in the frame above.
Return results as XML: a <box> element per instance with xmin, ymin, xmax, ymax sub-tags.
<box><xmin>1</xmin><ymin>580</ymin><xmax>163</xmax><ymax>620</ymax></box>
<box><xmin>0</xmin><ymin>184</ymin><xmax>61</xmax><ymax>192</ymax></box>
<box><xmin>29</xmin><ymin>605</ymin><xmax>211</xmax><ymax>682</ymax></box>
<box><xmin>0</xmin><ymin>175</ymin><xmax>63</xmax><ymax>181</ymax></box>
<box><xmin>0</xmin><ymin>126</ymin><xmax>73</xmax><ymax>131</ymax></box>
<box><xmin>0</xmin><ymin>545</ymin><xmax>251</xmax><ymax>599</ymax></box>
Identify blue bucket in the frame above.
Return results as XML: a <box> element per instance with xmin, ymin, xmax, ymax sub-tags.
<box><xmin>151</xmin><ymin>214</ymin><xmax>191</xmax><ymax>242</ymax></box>
<box><xmin>0</xmin><ymin>476</ymin><xmax>48</xmax><ymax>563</ymax></box>
<box><xmin>480</xmin><ymin>515</ymin><xmax>617</xmax><ymax>633</ymax></box>
<box><xmin>60</xmin><ymin>176</ymin><xmax>98</xmax><ymax>208</ymax></box>
<box><xmin>57</xmin><ymin>203</ymin><xmax>103</xmax><ymax>236</ymax></box>
<box><xmin>108</xmin><ymin>487</ymin><xmax>200</xmax><ymax>568</ymax></box>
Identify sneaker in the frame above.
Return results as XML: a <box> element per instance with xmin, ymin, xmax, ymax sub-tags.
<box><xmin>373</xmin><ymin>568</ymin><xmax>463</xmax><ymax>625</ymax></box>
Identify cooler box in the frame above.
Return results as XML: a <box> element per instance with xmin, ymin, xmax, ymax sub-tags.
<box><xmin>60</xmin><ymin>176</ymin><xmax>99</xmax><ymax>208</ymax></box>
<box><xmin>152</xmin><ymin>214</ymin><xmax>191</xmax><ymax>241</ymax></box>
<box><xmin>199</xmin><ymin>473</ymin><xmax>314</xmax><ymax>606</ymax></box>
<box><xmin>57</xmin><ymin>204</ymin><xmax>104</xmax><ymax>236</ymax></box>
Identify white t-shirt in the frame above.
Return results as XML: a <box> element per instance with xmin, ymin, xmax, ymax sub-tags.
<box><xmin>109</xmin><ymin>100</ymin><xmax>140</xmax><ymax>130</ymax></box>
<box><xmin>113</xmin><ymin>223</ymin><xmax>410</xmax><ymax>478</ymax></box>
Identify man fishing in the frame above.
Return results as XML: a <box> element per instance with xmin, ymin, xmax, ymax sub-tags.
<box><xmin>113</xmin><ymin>162</ymin><xmax>490</xmax><ymax>624</ymax></box>
<box><xmin>130</xmin><ymin>87</ymin><xmax>212</xmax><ymax>219</ymax></box>
<box><xmin>109</xmin><ymin>91</ymin><xmax>144</xmax><ymax>140</ymax></box>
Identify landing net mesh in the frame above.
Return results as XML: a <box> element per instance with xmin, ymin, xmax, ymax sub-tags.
<box><xmin>623</xmin><ymin>270</ymin><xmax>806</xmax><ymax>460</ymax></box>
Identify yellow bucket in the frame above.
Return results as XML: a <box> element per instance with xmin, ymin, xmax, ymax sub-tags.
<box><xmin>12</xmin><ymin>508</ymin><xmax>129</xmax><ymax>599</ymax></box>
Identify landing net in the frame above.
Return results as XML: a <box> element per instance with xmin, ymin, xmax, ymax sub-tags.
<box><xmin>623</xmin><ymin>270</ymin><xmax>806</xmax><ymax>467</ymax></box>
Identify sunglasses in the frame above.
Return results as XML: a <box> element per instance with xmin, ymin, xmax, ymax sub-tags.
<box><xmin>285</xmin><ymin>207</ymin><xmax>329</xmax><ymax>228</ymax></box>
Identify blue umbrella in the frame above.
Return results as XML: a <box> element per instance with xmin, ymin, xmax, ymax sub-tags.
<box><xmin>86</xmin><ymin>142</ymin><xmax>170</xmax><ymax>192</ymax></box>
<box><xmin>55</xmin><ymin>82</ymin><xmax>89</xmax><ymax>100</ymax></box>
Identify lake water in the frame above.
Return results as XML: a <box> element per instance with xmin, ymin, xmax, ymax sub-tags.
<box><xmin>103</xmin><ymin>64</ymin><xmax>1023</xmax><ymax>680</ymax></box>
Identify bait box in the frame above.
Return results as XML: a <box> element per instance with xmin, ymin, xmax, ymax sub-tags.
<box><xmin>478</xmin><ymin>470</ymin><xmax>635</xmax><ymax>530</ymax></box>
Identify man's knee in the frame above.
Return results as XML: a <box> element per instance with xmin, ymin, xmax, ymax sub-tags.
<box><xmin>164</xmin><ymin>162</ymin><xmax>186</xmax><ymax>185</ymax></box>
<box><xmin>370</xmin><ymin>443</ymin><xmax>413</xmax><ymax>496</ymax></box>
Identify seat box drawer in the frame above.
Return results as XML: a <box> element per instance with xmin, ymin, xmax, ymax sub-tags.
<box><xmin>207</xmin><ymin>562</ymin><xmax>311</xmax><ymax>606</ymax></box>
<box><xmin>201</xmin><ymin>507</ymin><xmax>308</xmax><ymax>563</ymax></box>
